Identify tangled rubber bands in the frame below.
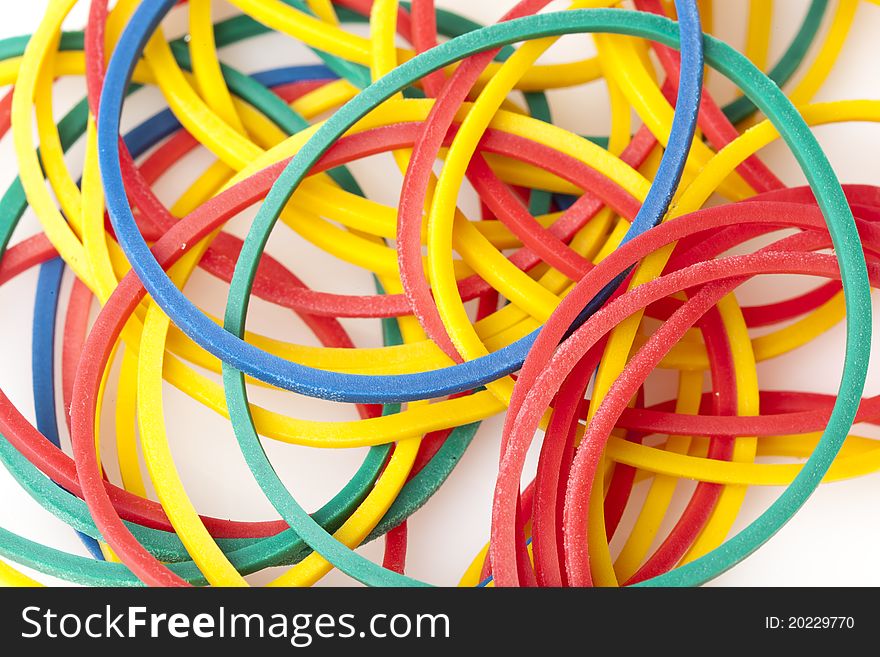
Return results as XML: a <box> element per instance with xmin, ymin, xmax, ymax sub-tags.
<box><xmin>0</xmin><ymin>0</ymin><xmax>877</xmax><ymax>586</ymax></box>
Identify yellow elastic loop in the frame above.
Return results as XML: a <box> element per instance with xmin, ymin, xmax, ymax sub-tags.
<box><xmin>142</xmin><ymin>24</ymin><xmax>260</xmax><ymax>169</ymax></box>
<box><xmin>614</xmin><ymin>369</ymin><xmax>703</xmax><ymax>581</ymax></box>
<box><xmin>607</xmin><ymin>435</ymin><xmax>880</xmax><ymax>486</ymax></box>
<box><xmin>12</xmin><ymin>0</ymin><xmax>93</xmax><ymax>288</ymax></box>
<box><xmin>188</xmin><ymin>0</ymin><xmax>249</xmax><ymax>136</ymax></box>
<box><xmin>138</xmin><ymin>303</ymin><xmax>250</xmax><ymax>587</ymax></box>
<box><xmin>682</xmin><ymin>294</ymin><xmax>758</xmax><ymax>564</ymax></box>
<box><xmin>744</xmin><ymin>0</ymin><xmax>772</xmax><ymax>72</ymax></box>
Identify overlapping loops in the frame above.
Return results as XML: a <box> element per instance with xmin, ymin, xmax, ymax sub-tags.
<box><xmin>0</xmin><ymin>0</ymin><xmax>877</xmax><ymax>586</ymax></box>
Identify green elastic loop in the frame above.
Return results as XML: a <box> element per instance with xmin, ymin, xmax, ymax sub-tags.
<box><xmin>221</xmin><ymin>7</ymin><xmax>870</xmax><ymax>587</ymax></box>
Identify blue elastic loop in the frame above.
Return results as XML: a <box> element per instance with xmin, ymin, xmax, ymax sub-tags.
<box><xmin>97</xmin><ymin>2</ymin><xmax>703</xmax><ymax>406</ymax></box>
<box><xmin>32</xmin><ymin>258</ymin><xmax>105</xmax><ymax>560</ymax></box>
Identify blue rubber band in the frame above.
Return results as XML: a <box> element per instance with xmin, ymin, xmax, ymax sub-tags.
<box><xmin>97</xmin><ymin>3</ymin><xmax>705</xmax><ymax>405</ymax></box>
<box><xmin>32</xmin><ymin>257</ymin><xmax>105</xmax><ymax>560</ymax></box>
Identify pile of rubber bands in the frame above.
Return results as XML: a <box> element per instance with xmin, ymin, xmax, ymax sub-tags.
<box><xmin>0</xmin><ymin>0</ymin><xmax>878</xmax><ymax>587</ymax></box>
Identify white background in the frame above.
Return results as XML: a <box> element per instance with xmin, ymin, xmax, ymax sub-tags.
<box><xmin>0</xmin><ymin>0</ymin><xmax>879</xmax><ymax>586</ymax></box>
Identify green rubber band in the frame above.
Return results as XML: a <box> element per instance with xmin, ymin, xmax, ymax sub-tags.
<box><xmin>220</xmin><ymin>7</ymin><xmax>869</xmax><ymax>587</ymax></box>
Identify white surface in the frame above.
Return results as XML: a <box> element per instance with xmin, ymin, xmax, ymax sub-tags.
<box><xmin>0</xmin><ymin>0</ymin><xmax>878</xmax><ymax>587</ymax></box>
